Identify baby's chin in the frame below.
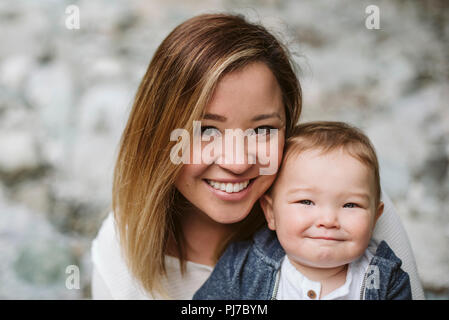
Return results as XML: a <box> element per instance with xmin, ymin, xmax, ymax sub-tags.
<box><xmin>311</xmin><ymin>242</ymin><xmax>367</xmax><ymax>265</ymax></box>
<box><xmin>304</xmin><ymin>259</ymin><xmax>352</xmax><ymax>269</ymax></box>
<box><xmin>289</xmin><ymin>251</ymin><xmax>362</xmax><ymax>269</ymax></box>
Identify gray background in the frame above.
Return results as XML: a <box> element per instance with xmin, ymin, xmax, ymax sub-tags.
<box><xmin>0</xmin><ymin>0</ymin><xmax>447</xmax><ymax>299</ymax></box>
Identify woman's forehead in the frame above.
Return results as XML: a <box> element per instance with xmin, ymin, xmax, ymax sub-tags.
<box><xmin>204</xmin><ymin>62</ymin><xmax>285</xmax><ymax>123</ymax></box>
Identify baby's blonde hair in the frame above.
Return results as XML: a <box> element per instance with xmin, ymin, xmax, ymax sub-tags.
<box><xmin>276</xmin><ymin>121</ymin><xmax>381</xmax><ymax>205</ymax></box>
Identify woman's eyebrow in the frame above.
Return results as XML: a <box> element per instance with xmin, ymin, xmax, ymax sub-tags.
<box><xmin>202</xmin><ymin>112</ymin><xmax>283</xmax><ymax>122</ymax></box>
<box><xmin>202</xmin><ymin>113</ymin><xmax>227</xmax><ymax>122</ymax></box>
<box><xmin>251</xmin><ymin>112</ymin><xmax>283</xmax><ymax>122</ymax></box>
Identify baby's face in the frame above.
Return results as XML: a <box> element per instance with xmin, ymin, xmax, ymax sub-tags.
<box><xmin>261</xmin><ymin>148</ymin><xmax>383</xmax><ymax>269</ymax></box>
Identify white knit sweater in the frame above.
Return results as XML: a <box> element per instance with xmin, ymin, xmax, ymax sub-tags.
<box><xmin>90</xmin><ymin>212</ymin><xmax>213</xmax><ymax>299</ymax></box>
<box><xmin>90</xmin><ymin>191</ymin><xmax>425</xmax><ymax>300</ymax></box>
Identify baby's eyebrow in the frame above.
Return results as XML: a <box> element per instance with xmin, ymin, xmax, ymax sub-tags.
<box><xmin>345</xmin><ymin>192</ymin><xmax>371</xmax><ymax>201</ymax></box>
<box><xmin>286</xmin><ymin>188</ymin><xmax>372</xmax><ymax>201</ymax></box>
<box><xmin>287</xmin><ymin>186</ymin><xmax>317</xmax><ymax>196</ymax></box>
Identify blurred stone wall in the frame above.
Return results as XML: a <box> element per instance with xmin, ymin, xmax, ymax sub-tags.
<box><xmin>0</xmin><ymin>0</ymin><xmax>447</xmax><ymax>299</ymax></box>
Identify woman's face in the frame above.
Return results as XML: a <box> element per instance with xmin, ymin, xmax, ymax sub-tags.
<box><xmin>175</xmin><ymin>61</ymin><xmax>286</xmax><ymax>224</ymax></box>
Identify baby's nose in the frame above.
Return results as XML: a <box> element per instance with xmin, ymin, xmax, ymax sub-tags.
<box><xmin>316</xmin><ymin>208</ymin><xmax>340</xmax><ymax>229</ymax></box>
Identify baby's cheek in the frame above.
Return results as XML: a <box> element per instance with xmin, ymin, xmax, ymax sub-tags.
<box><xmin>345</xmin><ymin>216</ymin><xmax>373</xmax><ymax>247</ymax></box>
<box><xmin>277</xmin><ymin>230</ymin><xmax>307</xmax><ymax>261</ymax></box>
<box><xmin>281</xmin><ymin>215</ymin><xmax>310</xmax><ymax>248</ymax></box>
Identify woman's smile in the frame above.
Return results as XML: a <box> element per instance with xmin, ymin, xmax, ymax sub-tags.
<box><xmin>203</xmin><ymin>178</ymin><xmax>257</xmax><ymax>201</ymax></box>
<box><xmin>205</xmin><ymin>179</ymin><xmax>251</xmax><ymax>193</ymax></box>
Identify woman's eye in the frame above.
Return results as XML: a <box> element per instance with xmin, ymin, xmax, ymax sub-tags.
<box><xmin>255</xmin><ymin>126</ymin><xmax>275</xmax><ymax>136</ymax></box>
<box><xmin>343</xmin><ymin>203</ymin><xmax>359</xmax><ymax>208</ymax></box>
<box><xmin>298</xmin><ymin>200</ymin><xmax>313</xmax><ymax>205</ymax></box>
<box><xmin>201</xmin><ymin>126</ymin><xmax>221</xmax><ymax>137</ymax></box>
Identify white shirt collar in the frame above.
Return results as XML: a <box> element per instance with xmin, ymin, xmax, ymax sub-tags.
<box><xmin>277</xmin><ymin>248</ymin><xmax>373</xmax><ymax>300</ymax></box>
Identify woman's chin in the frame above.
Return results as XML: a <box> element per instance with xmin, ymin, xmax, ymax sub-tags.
<box><xmin>202</xmin><ymin>206</ymin><xmax>252</xmax><ymax>224</ymax></box>
<box><xmin>211</xmin><ymin>212</ymin><xmax>250</xmax><ymax>225</ymax></box>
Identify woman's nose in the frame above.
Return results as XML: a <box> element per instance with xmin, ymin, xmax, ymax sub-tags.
<box><xmin>218</xmin><ymin>162</ymin><xmax>253</xmax><ymax>175</ymax></box>
<box><xmin>215</xmin><ymin>131</ymin><xmax>256</xmax><ymax>174</ymax></box>
<box><xmin>217</xmin><ymin>148</ymin><xmax>254</xmax><ymax>174</ymax></box>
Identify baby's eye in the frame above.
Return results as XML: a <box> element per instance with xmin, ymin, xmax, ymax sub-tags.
<box><xmin>343</xmin><ymin>203</ymin><xmax>359</xmax><ymax>208</ymax></box>
<box><xmin>298</xmin><ymin>200</ymin><xmax>314</xmax><ymax>206</ymax></box>
<box><xmin>201</xmin><ymin>126</ymin><xmax>221</xmax><ymax>137</ymax></box>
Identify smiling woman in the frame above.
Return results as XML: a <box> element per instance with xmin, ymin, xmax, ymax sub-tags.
<box><xmin>91</xmin><ymin>13</ymin><xmax>301</xmax><ymax>299</ymax></box>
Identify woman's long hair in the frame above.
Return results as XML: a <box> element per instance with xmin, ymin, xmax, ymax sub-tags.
<box><xmin>112</xmin><ymin>13</ymin><xmax>302</xmax><ymax>296</ymax></box>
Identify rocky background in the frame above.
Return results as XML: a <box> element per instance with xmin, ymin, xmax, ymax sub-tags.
<box><xmin>0</xmin><ymin>0</ymin><xmax>447</xmax><ymax>299</ymax></box>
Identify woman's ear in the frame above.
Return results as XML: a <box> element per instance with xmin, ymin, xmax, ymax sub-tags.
<box><xmin>259</xmin><ymin>194</ymin><xmax>276</xmax><ymax>230</ymax></box>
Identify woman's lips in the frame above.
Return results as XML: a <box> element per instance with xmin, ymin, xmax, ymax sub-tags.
<box><xmin>203</xmin><ymin>178</ymin><xmax>256</xmax><ymax>201</ymax></box>
<box><xmin>205</xmin><ymin>179</ymin><xmax>250</xmax><ymax>193</ymax></box>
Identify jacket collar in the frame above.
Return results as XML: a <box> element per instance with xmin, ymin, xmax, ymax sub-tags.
<box><xmin>369</xmin><ymin>240</ymin><xmax>403</xmax><ymax>268</ymax></box>
<box><xmin>252</xmin><ymin>226</ymin><xmax>285</xmax><ymax>267</ymax></box>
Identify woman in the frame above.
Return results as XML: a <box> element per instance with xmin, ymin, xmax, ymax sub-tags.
<box><xmin>91</xmin><ymin>13</ymin><xmax>424</xmax><ymax>299</ymax></box>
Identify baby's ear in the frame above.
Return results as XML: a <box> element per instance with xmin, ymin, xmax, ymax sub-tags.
<box><xmin>259</xmin><ymin>194</ymin><xmax>276</xmax><ymax>230</ymax></box>
<box><xmin>374</xmin><ymin>201</ymin><xmax>384</xmax><ymax>225</ymax></box>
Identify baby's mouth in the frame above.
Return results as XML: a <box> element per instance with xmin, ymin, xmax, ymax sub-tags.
<box><xmin>308</xmin><ymin>236</ymin><xmax>344</xmax><ymax>241</ymax></box>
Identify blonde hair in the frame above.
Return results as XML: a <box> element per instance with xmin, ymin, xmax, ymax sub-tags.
<box><xmin>112</xmin><ymin>13</ymin><xmax>302</xmax><ymax>296</ymax></box>
<box><xmin>278</xmin><ymin>121</ymin><xmax>381</xmax><ymax>204</ymax></box>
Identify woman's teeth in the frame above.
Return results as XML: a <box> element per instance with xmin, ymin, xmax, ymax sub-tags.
<box><xmin>206</xmin><ymin>179</ymin><xmax>250</xmax><ymax>193</ymax></box>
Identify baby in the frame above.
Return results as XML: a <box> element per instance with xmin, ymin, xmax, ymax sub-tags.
<box><xmin>194</xmin><ymin>121</ymin><xmax>412</xmax><ymax>300</ymax></box>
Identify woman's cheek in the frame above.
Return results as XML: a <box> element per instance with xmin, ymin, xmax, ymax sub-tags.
<box><xmin>256</xmin><ymin>131</ymin><xmax>285</xmax><ymax>175</ymax></box>
<box><xmin>276</xmin><ymin>132</ymin><xmax>285</xmax><ymax>170</ymax></box>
